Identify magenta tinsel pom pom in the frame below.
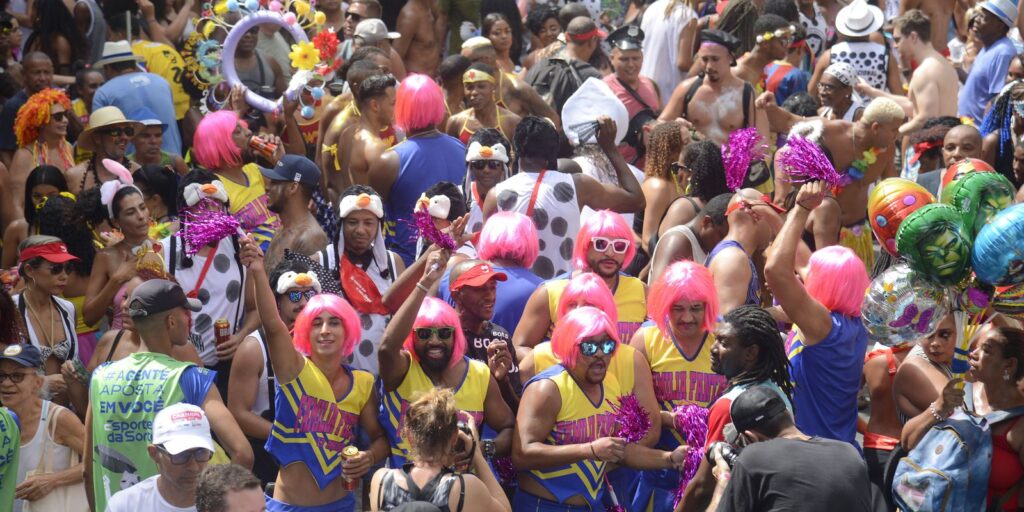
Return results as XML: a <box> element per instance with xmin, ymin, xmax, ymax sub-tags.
<box><xmin>177</xmin><ymin>200</ymin><xmax>240</xmax><ymax>256</ymax></box>
<box><xmin>608</xmin><ymin>393</ymin><xmax>652</xmax><ymax>444</ymax></box>
<box><xmin>672</xmin><ymin>404</ymin><xmax>710</xmax><ymax>509</ymax></box>
<box><xmin>605</xmin><ymin>506</ymin><xmax>626</xmax><ymax>512</ymax></box>
<box><xmin>777</xmin><ymin>136</ymin><xmax>843</xmax><ymax>187</ymax></box>
<box><xmin>493</xmin><ymin>456</ymin><xmax>517</xmax><ymax>487</ymax></box>
<box><xmin>411</xmin><ymin>208</ymin><xmax>457</xmax><ymax>251</ymax></box>
<box><xmin>721</xmin><ymin>128</ymin><xmax>765</xmax><ymax>191</ymax></box>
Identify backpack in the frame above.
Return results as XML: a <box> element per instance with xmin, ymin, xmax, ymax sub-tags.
<box><xmin>892</xmin><ymin>406</ymin><xmax>1024</xmax><ymax>511</ymax></box>
<box><xmin>524</xmin><ymin>57</ymin><xmax>599</xmax><ymax>115</ymax></box>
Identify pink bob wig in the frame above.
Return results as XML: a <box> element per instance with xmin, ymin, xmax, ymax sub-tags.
<box><xmin>477</xmin><ymin>211</ymin><xmax>539</xmax><ymax>268</ymax></box>
<box><xmin>395</xmin><ymin>74</ymin><xmax>445</xmax><ymax>133</ymax></box>
<box><xmin>551</xmin><ymin>306</ymin><xmax>620</xmax><ymax>369</ymax></box>
<box><xmin>572</xmin><ymin>210</ymin><xmax>637</xmax><ymax>271</ymax></box>
<box><xmin>403</xmin><ymin>296</ymin><xmax>468</xmax><ymax>369</ymax></box>
<box><xmin>649</xmin><ymin>260</ymin><xmax>719</xmax><ymax>336</ymax></box>
<box><xmin>193</xmin><ymin>110</ymin><xmax>243</xmax><ymax>171</ymax></box>
<box><xmin>292</xmin><ymin>294</ymin><xmax>362</xmax><ymax>358</ymax></box>
<box><xmin>555</xmin><ymin>272</ymin><xmax>618</xmax><ymax>325</ymax></box>
<box><xmin>804</xmin><ymin>245</ymin><xmax>869</xmax><ymax>317</ymax></box>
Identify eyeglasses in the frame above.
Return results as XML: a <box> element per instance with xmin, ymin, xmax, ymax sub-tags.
<box><xmin>670</xmin><ymin>162</ymin><xmax>688</xmax><ymax>174</ymax></box>
<box><xmin>591</xmin><ymin>237</ymin><xmax>629</xmax><ymax>254</ymax></box>
<box><xmin>579</xmin><ymin>339</ymin><xmax>616</xmax><ymax>357</ymax></box>
<box><xmin>345</xmin><ymin>11</ymin><xmax>363</xmax><ymax>22</ymax></box>
<box><xmin>157</xmin><ymin>445</ymin><xmax>214</xmax><ymax>465</ymax></box>
<box><xmin>49</xmin><ymin>111</ymin><xmax>67</xmax><ymax>123</ymax></box>
<box><xmin>287</xmin><ymin>289</ymin><xmax>316</xmax><ymax>303</ymax></box>
<box><xmin>470</xmin><ymin>160</ymin><xmax>504</xmax><ymax>170</ymax></box>
<box><xmin>415</xmin><ymin>327</ymin><xmax>454</xmax><ymax>341</ymax></box>
<box><xmin>47</xmin><ymin>263</ymin><xmax>69</xmax><ymax>275</ymax></box>
<box><xmin>101</xmin><ymin>126</ymin><xmax>136</xmax><ymax>138</ymax></box>
<box><xmin>0</xmin><ymin>372</ymin><xmax>31</xmax><ymax>384</ymax></box>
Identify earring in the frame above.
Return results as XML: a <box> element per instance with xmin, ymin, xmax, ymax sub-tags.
<box><xmin>1005</xmin><ymin>369</ymin><xmax>1013</xmax><ymax>381</ymax></box>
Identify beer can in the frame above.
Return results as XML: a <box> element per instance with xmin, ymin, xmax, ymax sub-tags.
<box><xmin>342</xmin><ymin>446</ymin><xmax>360</xmax><ymax>491</ymax></box>
<box><xmin>248</xmin><ymin>136</ymin><xmax>277</xmax><ymax>160</ymax></box>
<box><xmin>214</xmin><ymin>318</ymin><xmax>230</xmax><ymax>346</ymax></box>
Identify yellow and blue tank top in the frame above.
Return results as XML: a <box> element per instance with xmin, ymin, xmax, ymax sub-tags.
<box><xmin>641</xmin><ymin>326</ymin><xmax>727</xmax><ymax>446</ymax></box>
<box><xmin>545</xmin><ymin>275</ymin><xmax>647</xmax><ymax>342</ymax></box>
<box><xmin>266</xmin><ymin>359</ymin><xmax>374</xmax><ymax>489</ymax></box>
<box><xmin>525</xmin><ymin>364</ymin><xmax>622</xmax><ymax>508</ymax></box>
<box><xmin>379</xmin><ymin>356</ymin><xmax>490</xmax><ymax>466</ymax></box>
<box><xmin>532</xmin><ymin>341</ymin><xmax>636</xmax><ymax>391</ymax></box>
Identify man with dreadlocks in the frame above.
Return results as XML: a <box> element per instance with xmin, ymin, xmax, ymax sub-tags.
<box><xmin>678</xmin><ymin>305</ymin><xmax>795</xmax><ymax>512</ymax></box>
<box><xmin>980</xmin><ymin>80</ymin><xmax>1024</xmax><ymax>188</ymax></box>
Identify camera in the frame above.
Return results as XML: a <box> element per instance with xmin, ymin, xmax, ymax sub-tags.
<box><xmin>705</xmin><ymin>441</ymin><xmax>741</xmax><ymax>470</ymax></box>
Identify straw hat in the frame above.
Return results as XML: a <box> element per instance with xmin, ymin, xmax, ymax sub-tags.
<box><xmin>94</xmin><ymin>40</ymin><xmax>143</xmax><ymax>68</ymax></box>
<box><xmin>78</xmin><ymin>106</ymin><xmax>143</xmax><ymax>151</ymax></box>
<box><xmin>836</xmin><ymin>0</ymin><xmax>884</xmax><ymax>38</ymax></box>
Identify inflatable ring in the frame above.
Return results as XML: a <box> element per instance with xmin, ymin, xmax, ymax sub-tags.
<box><xmin>221</xmin><ymin>9</ymin><xmax>309</xmax><ymax>113</ymax></box>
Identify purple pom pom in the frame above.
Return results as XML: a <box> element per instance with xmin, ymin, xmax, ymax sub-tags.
<box><xmin>721</xmin><ymin>128</ymin><xmax>766</xmax><ymax>191</ymax></box>
<box><xmin>609</xmin><ymin>393</ymin><xmax>652</xmax><ymax>444</ymax></box>
<box><xmin>777</xmin><ymin>136</ymin><xmax>843</xmax><ymax>187</ymax></box>
<box><xmin>410</xmin><ymin>208</ymin><xmax>457</xmax><ymax>251</ymax></box>
<box><xmin>177</xmin><ymin>200</ymin><xmax>241</xmax><ymax>256</ymax></box>
<box><xmin>493</xmin><ymin>456</ymin><xmax>517</xmax><ymax>487</ymax></box>
<box><xmin>672</xmin><ymin>404</ymin><xmax>710</xmax><ymax>509</ymax></box>
<box><xmin>605</xmin><ymin>506</ymin><xmax>627</xmax><ymax>512</ymax></box>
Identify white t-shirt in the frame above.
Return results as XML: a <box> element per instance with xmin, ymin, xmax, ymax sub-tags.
<box><xmin>106</xmin><ymin>475</ymin><xmax>196</xmax><ymax>512</ymax></box>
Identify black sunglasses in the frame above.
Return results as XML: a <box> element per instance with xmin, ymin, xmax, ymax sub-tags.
<box><xmin>345</xmin><ymin>11</ymin><xmax>363</xmax><ymax>22</ymax></box>
<box><xmin>287</xmin><ymin>290</ymin><xmax>316</xmax><ymax>303</ymax></box>
<box><xmin>47</xmin><ymin>263</ymin><xmax>69</xmax><ymax>275</ymax></box>
<box><xmin>157</xmin><ymin>445</ymin><xmax>213</xmax><ymax>465</ymax></box>
<box><xmin>415</xmin><ymin>327</ymin><xmax>454</xmax><ymax>341</ymax></box>
<box><xmin>579</xmin><ymin>339</ymin><xmax>616</xmax><ymax>357</ymax></box>
<box><xmin>101</xmin><ymin>126</ymin><xmax>136</xmax><ymax>138</ymax></box>
<box><xmin>470</xmin><ymin>160</ymin><xmax>504</xmax><ymax>170</ymax></box>
<box><xmin>49</xmin><ymin>111</ymin><xmax>68</xmax><ymax>123</ymax></box>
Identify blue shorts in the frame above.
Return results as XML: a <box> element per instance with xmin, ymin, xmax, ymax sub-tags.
<box><xmin>265</xmin><ymin>493</ymin><xmax>355</xmax><ymax>512</ymax></box>
<box><xmin>512</xmin><ymin>490</ymin><xmax>598</xmax><ymax>511</ymax></box>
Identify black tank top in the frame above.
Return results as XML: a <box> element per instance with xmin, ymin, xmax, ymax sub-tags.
<box><xmin>377</xmin><ymin>464</ymin><xmax>464</xmax><ymax>512</ymax></box>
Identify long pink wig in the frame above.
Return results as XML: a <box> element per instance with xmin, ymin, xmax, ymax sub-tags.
<box><xmin>292</xmin><ymin>294</ymin><xmax>362</xmax><ymax>358</ymax></box>
<box><xmin>403</xmin><ymin>296</ymin><xmax>468</xmax><ymax>369</ymax></box>
<box><xmin>550</xmin><ymin>306</ymin><xmax>619</xmax><ymax>369</ymax></box>
<box><xmin>572</xmin><ymin>210</ymin><xmax>637</xmax><ymax>271</ymax></box>
<box><xmin>555</xmin><ymin>272</ymin><xmax>618</xmax><ymax>324</ymax></box>
<box><xmin>395</xmin><ymin>74</ymin><xmax>445</xmax><ymax>133</ymax></box>
<box><xmin>805</xmin><ymin>245</ymin><xmax>869</xmax><ymax>317</ymax></box>
<box><xmin>649</xmin><ymin>260</ymin><xmax>719</xmax><ymax>336</ymax></box>
<box><xmin>477</xmin><ymin>211</ymin><xmax>539</xmax><ymax>268</ymax></box>
<box><xmin>193</xmin><ymin>111</ymin><xmax>243</xmax><ymax>171</ymax></box>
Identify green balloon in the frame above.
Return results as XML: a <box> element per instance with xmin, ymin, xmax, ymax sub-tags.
<box><xmin>896</xmin><ymin>203</ymin><xmax>973</xmax><ymax>285</ymax></box>
<box><xmin>941</xmin><ymin>171</ymin><xmax>1015</xmax><ymax>237</ymax></box>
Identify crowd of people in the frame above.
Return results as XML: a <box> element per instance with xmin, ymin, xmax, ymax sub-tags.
<box><xmin>0</xmin><ymin>0</ymin><xmax>1023</xmax><ymax>510</ymax></box>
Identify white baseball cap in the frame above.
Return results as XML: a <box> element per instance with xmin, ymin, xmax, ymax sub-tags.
<box><xmin>152</xmin><ymin>403</ymin><xmax>215</xmax><ymax>455</ymax></box>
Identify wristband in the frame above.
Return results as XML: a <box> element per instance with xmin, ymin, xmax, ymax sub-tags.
<box><xmin>416</xmin><ymin>282</ymin><xmax>429</xmax><ymax>294</ymax></box>
<box><xmin>590</xmin><ymin>442</ymin><xmax>601</xmax><ymax>461</ymax></box>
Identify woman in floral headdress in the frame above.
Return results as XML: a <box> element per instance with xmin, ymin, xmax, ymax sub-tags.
<box><xmin>10</xmin><ymin>88</ymin><xmax>75</xmax><ymax>218</ymax></box>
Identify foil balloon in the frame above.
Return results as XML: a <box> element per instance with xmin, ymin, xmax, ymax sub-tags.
<box><xmin>896</xmin><ymin>203</ymin><xmax>973</xmax><ymax>286</ymax></box>
<box><xmin>941</xmin><ymin>157</ymin><xmax>994</xmax><ymax>192</ymax></box>
<box><xmin>952</xmin><ymin>274</ymin><xmax>995</xmax><ymax>316</ymax></box>
<box><xmin>940</xmin><ymin>171</ymin><xmax>1015</xmax><ymax>237</ymax></box>
<box><xmin>993</xmin><ymin>284</ymin><xmax>1024</xmax><ymax>319</ymax></box>
<box><xmin>971</xmin><ymin>203</ymin><xmax>1024</xmax><ymax>286</ymax></box>
<box><xmin>868</xmin><ymin>178</ymin><xmax>935</xmax><ymax>256</ymax></box>
<box><xmin>862</xmin><ymin>263</ymin><xmax>949</xmax><ymax>346</ymax></box>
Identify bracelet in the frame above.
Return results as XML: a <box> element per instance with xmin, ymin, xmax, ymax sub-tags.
<box><xmin>416</xmin><ymin>282</ymin><xmax>429</xmax><ymax>294</ymax></box>
<box><xmin>928</xmin><ymin>401</ymin><xmax>949</xmax><ymax>422</ymax></box>
<box><xmin>797</xmin><ymin>202</ymin><xmax>813</xmax><ymax>212</ymax></box>
<box><xmin>590</xmin><ymin>442</ymin><xmax>601</xmax><ymax>461</ymax></box>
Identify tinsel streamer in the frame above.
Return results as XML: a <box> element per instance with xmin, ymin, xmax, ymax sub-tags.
<box><xmin>493</xmin><ymin>456</ymin><xmax>517</xmax><ymax>487</ymax></box>
<box><xmin>608</xmin><ymin>393</ymin><xmax>652</xmax><ymax>444</ymax></box>
<box><xmin>178</xmin><ymin>203</ymin><xmax>241</xmax><ymax>256</ymax></box>
<box><xmin>777</xmin><ymin>136</ymin><xmax>843</xmax><ymax>187</ymax></box>
<box><xmin>721</xmin><ymin>128</ymin><xmax>765</xmax><ymax>191</ymax></box>
<box><xmin>672</xmin><ymin>404</ymin><xmax>710</xmax><ymax>509</ymax></box>
<box><xmin>605</xmin><ymin>480</ymin><xmax>626</xmax><ymax>512</ymax></box>
<box><xmin>410</xmin><ymin>208</ymin><xmax>457</xmax><ymax>251</ymax></box>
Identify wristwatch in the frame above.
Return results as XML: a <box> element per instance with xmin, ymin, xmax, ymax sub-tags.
<box><xmin>481</xmin><ymin>439</ymin><xmax>496</xmax><ymax>460</ymax></box>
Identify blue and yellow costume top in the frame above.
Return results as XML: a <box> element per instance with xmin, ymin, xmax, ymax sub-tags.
<box><xmin>380</xmin><ymin>356</ymin><xmax>490</xmax><ymax>467</ymax></box>
<box><xmin>266</xmin><ymin>359</ymin><xmax>374</xmax><ymax>490</ymax></box>
<box><xmin>532</xmin><ymin>341</ymin><xmax>636</xmax><ymax>392</ymax></box>
<box><xmin>632</xmin><ymin>326</ymin><xmax>728</xmax><ymax>511</ymax></box>
<box><xmin>524</xmin><ymin>364</ymin><xmax>622</xmax><ymax>508</ymax></box>
<box><xmin>545</xmin><ymin>275</ymin><xmax>648</xmax><ymax>343</ymax></box>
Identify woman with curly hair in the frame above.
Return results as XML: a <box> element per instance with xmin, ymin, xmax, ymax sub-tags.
<box><xmin>655</xmin><ymin>139</ymin><xmax>730</xmax><ymax>238</ymax></box>
<box><xmin>10</xmin><ymin>88</ymin><xmax>74</xmax><ymax>217</ymax></box>
<box><xmin>1</xmin><ymin>165</ymin><xmax>69</xmax><ymax>267</ymax></box>
<box><xmin>641</xmin><ymin>121</ymin><xmax>686</xmax><ymax>248</ymax></box>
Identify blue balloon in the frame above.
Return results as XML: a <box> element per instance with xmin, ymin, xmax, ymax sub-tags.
<box><xmin>972</xmin><ymin>203</ymin><xmax>1024</xmax><ymax>285</ymax></box>
<box><xmin>244</xmin><ymin>0</ymin><xmax>258</xmax><ymax>11</ymax></box>
<box><xmin>226</xmin><ymin>0</ymin><xmax>239</xmax><ymax>11</ymax></box>
<box><xmin>300</xmin><ymin>105</ymin><xmax>315</xmax><ymax>119</ymax></box>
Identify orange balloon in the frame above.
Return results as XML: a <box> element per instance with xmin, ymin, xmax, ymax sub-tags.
<box><xmin>868</xmin><ymin>178</ymin><xmax>936</xmax><ymax>256</ymax></box>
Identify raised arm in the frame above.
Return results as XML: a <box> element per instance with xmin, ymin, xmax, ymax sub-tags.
<box><xmin>764</xmin><ymin>182</ymin><xmax>833</xmax><ymax>345</ymax></box>
<box><xmin>754</xmin><ymin>91</ymin><xmax>804</xmax><ymax>134</ymax></box>
<box><xmin>83</xmin><ymin>251</ymin><xmax>136</xmax><ymax>326</ymax></box>
<box><xmin>575</xmin><ymin>117</ymin><xmax>646</xmax><ymax>213</ymax></box>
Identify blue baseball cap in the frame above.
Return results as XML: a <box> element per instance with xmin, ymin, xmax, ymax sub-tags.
<box><xmin>0</xmin><ymin>344</ymin><xmax>43</xmax><ymax>368</ymax></box>
<box><xmin>260</xmin><ymin>155</ymin><xmax>321</xmax><ymax>188</ymax></box>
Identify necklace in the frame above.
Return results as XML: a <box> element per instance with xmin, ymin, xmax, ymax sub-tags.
<box><xmin>841</xmin><ymin>127</ymin><xmax>881</xmax><ymax>185</ymax></box>
<box><xmin>24</xmin><ymin>289</ymin><xmax>56</xmax><ymax>348</ymax></box>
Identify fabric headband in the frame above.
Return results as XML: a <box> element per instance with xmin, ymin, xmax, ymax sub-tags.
<box><xmin>416</xmin><ymin>193</ymin><xmax>451</xmax><ymax>220</ymax></box>
<box><xmin>337</xmin><ymin>193</ymin><xmax>384</xmax><ymax>219</ymax></box>
<box><xmin>274</xmin><ymin>271</ymin><xmax>322</xmax><ymax>294</ymax></box>
<box><xmin>756</xmin><ymin>25</ymin><xmax>796</xmax><ymax>44</ymax></box>
<box><xmin>700</xmin><ymin>41</ymin><xmax>728</xmax><ymax>50</ymax></box>
<box><xmin>568</xmin><ymin>28</ymin><xmax>602</xmax><ymax>42</ymax></box>
<box><xmin>35</xmin><ymin>191</ymin><xmax>76</xmax><ymax>211</ymax></box>
<box><xmin>463</xmin><ymin>69</ymin><xmax>496</xmax><ymax>83</ymax></box>
<box><xmin>182</xmin><ymin>181</ymin><xmax>229</xmax><ymax>208</ymax></box>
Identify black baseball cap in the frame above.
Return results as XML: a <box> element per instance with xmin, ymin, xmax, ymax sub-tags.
<box><xmin>128</xmin><ymin>279</ymin><xmax>203</xmax><ymax>319</ymax></box>
<box><xmin>260</xmin><ymin>155</ymin><xmax>321</xmax><ymax>188</ymax></box>
<box><xmin>0</xmin><ymin>344</ymin><xmax>43</xmax><ymax>368</ymax></box>
<box><xmin>606</xmin><ymin>25</ymin><xmax>644</xmax><ymax>51</ymax></box>
<box><xmin>728</xmin><ymin>385</ymin><xmax>789</xmax><ymax>440</ymax></box>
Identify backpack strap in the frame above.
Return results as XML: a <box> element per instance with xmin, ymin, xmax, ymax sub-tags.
<box><xmin>455</xmin><ymin>472</ymin><xmax>465</xmax><ymax>512</ymax></box>
<box><xmin>742</xmin><ymin>82</ymin><xmax>753</xmax><ymax>128</ymax></box>
<box><xmin>682</xmin><ymin>74</ymin><xmax>704</xmax><ymax>120</ymax></box>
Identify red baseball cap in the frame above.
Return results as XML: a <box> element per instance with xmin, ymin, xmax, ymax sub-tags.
<box><xmin>19</xmin><ymin>242</ymin><xmax>79</xmax><ymax>264</ymax></box>
<box><xmin>451</xmin><ymin>263</ymin><xmax>507</xmax><ymax>291</ymax></box>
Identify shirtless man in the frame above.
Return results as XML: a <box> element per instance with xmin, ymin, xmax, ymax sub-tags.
<box><xmin>659</xmin><ymin>30</ymin><xmax>768</xmax><ymax>145</ymax></box>
<box><xmin>899</xmin><ymin>0</ymin><xmax>956</xmax><ymax>53</ymax></box>
<box><xmin>734</xmin><ymin>15</ymin><xmax>795</xmax><ymax>90</ymax></box>
<box><xmin>758</xmin><ymin>92</ymin><xmax>903</xmax><ymax>269</ymax></box>
<box><xmin>394</xmin><ymin>0</ymin><xmax>440</xmax><ymax>75</ymax></box>
<box><xmin>343</xmin><ymin>74</ymin><xmax>396</xmax><ymax>187</ymax></box>
<box><xmin>462</xmin><ymin>38</ymin><xmax>561</xmax><ymax>126</ymax></box>
<box><xmin>445</xmin><ymin>63</ymin><xmax>521</xmax><ymax>144</ymax></box>
<box><xmin>261</xmin><ymin>155</ymin><xmax>329</xmax><ymax>269</ymax></box>
<box><xmin>857</xmin><ymin>10</ymin><xmax>959</xmax><ymax>136</ymax></box>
